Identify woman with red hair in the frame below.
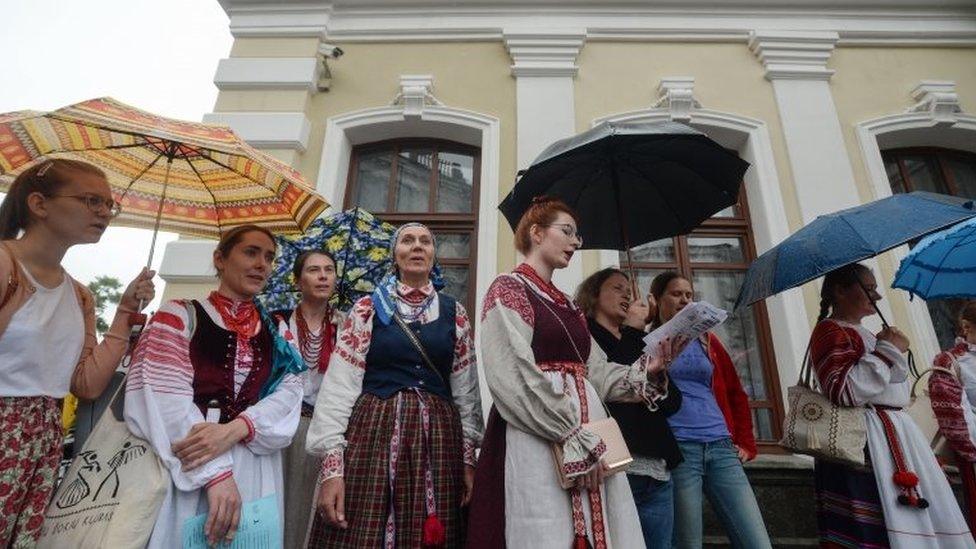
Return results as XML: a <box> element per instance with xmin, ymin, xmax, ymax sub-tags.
<box><xmin>467</xmin><ymin>196</ymin><xmax>675</xmax><ymax>549</ymax></box>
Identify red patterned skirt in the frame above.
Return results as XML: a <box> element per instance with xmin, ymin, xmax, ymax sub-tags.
<box><xmin>0</xmin><ymin>396</ymin><xmax>63</xmax><ymax>548</ymax></box>
<box><xmin>306</xmin><ymin>390</ymin><xmax>464</xmax><ymax>548</ymax></box>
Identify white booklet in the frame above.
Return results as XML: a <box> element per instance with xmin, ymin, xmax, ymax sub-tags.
<box><xmin>643</xmin><ymin>301</ymin><xmax>728</xmax><ymax>358</ymax></box>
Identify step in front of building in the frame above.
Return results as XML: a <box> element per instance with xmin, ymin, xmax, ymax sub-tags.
<box><xmin>700</xmin><ymin>453</ymin><xmax>967</xmax><ymax>548</ymax></box>
<box><xmin>702</xmin><ymin>454</ymin><xmax>818</xmax><ymax>548</ymax></box>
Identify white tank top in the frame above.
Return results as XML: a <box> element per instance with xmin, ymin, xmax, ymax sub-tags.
<box><xmin>0</xmin><ymin>268</ymin><xmax>85</xmax><ymax>397</ymax></box>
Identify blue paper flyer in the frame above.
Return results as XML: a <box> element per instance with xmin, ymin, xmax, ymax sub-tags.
<box><xmin>182</xmin><ymin>494</ymin><xmax>281</xmax><ymax>549</ymax></box>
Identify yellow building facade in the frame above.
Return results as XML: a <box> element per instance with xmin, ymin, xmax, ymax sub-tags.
<box><xmin>162</xmin><ymin>0</ymin><xmax>976</xmax><ymax>453</ymax></box>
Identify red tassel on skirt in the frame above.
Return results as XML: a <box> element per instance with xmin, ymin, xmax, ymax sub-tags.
<box><xmin>423</xmin><ymin>514</ymin><xmax>446</xmax><ymax>548</ymax></box>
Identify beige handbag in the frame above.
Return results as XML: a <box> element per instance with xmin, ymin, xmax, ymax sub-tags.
<box><xmin>780</xmin><ymin>346</ymin><xmax>868</xmax><ymax>467</ymax></box>
<box><xmin>551</xmin><ymin>416</ymin><xmax>633</xmax><ymax>489</ymax></box>
<box><xmin>37</xmin><ymin>381</ymin><xmax>167</xmax><ymax>549</ymax></box>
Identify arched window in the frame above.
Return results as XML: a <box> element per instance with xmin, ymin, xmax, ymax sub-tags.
<box><xmin>622</xmin><ymin>187</ymin><xmax>783</xmax><ymax>445</ymax></box>
<box><xmin>345</xmin><ymin>138</ymin><xmax>481</xmax><ymax>313</ymax></box>
<box><xmin>883</xmin><ymin>147</ymin><xmax>976</xmax><ymax>349</ymax></box>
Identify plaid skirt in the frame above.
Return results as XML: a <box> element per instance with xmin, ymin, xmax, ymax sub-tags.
<box><xmin>0</xmin><ymin>396</ymin><xmax>63</xmax><ymax>549</ymax></box>
<box><xmin>306</xmin><ymin>390</ymin><xmax>464</xmax><ymax>548</ymax></box>
<box><xmin>815</xmin><ymin>458</ymin><xmax>889</xmax><ymax>548</ymax></box>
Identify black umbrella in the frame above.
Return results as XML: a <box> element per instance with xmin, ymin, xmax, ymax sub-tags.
<box><xmin>499</xmin><ymin>121</ymin><xmax>749</xmax><ymax>282</ymax></box>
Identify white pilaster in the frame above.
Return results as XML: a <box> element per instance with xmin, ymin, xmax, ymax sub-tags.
<box><xmin>749</xmin><ymin>31</ymin><xmax>853</xmax><ymax>224</ymax></box>
<box><xmin>504</xmin><ymin>29</ymin><xmax>586</xmax><ymax>294</ymax></box>
<box><xmin>750</xmin><ymin>30</ymin><xmax>895</xmax><ymax>328</ymax></box>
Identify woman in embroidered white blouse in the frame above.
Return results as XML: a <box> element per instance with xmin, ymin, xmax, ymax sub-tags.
<box><xmin>304</xmin><ymin>223</ymin><xmax>483</xmax><ymax>548</ymax></box>
<box><xmin>466</xmin><ymin>197</ymin><xmax>676</xmax><ymax>549</ymax></box>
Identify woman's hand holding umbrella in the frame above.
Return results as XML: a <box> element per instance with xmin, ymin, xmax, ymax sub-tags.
<box><xmin>116</xmin><ymin>267</ymin><xmax>156</xmax><ymax>319</ymax></box>
<box><xmin>878</xmin><ymin>326</ymin><xmax>911</xmax><ymax>353</ymax></box>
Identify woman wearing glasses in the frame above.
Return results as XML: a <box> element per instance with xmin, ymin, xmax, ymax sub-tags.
<box><xmin>467</xmin><ymin>196</ymin><xmax>675</xmax><ymax>549</ymax></box>
<box><xmin>0</xmin><ymin>159</ymin><xmax>155</xmax><ymax>547</ymax></box>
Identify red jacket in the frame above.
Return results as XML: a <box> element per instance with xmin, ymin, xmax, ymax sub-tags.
<box><xmin>703</xmin><ymin>332</ymin><xmax>758</xmax><ymax>459</ymax></box>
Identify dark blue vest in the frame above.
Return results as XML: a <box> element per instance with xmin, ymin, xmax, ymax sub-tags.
<box><xmin>362</xmin><ymin>294</ymin><xmax>456</xmax><ymax>401</ymax></box>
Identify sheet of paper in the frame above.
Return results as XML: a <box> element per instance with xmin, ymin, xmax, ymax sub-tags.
<box><xmin>643</xmin><ymin>301</ymin><xmax>728</xmax><ymax>357</ymax></box>
<box><xmin>183</xmin><ymin>494</ymin><xmax>280</xmax><ymax>549</ymax></box>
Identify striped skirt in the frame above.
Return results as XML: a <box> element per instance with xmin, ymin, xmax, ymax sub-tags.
<box><xmin>306</xmin><ymin>390</ymin><xmax>464</xmax><ymax>548</ymax></box>
<box><xmin>815</xmin><ymin>458</ymin><xmax>889</xmax><ymax>548</ymax></box>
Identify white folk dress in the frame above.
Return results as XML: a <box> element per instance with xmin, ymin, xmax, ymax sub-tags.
<box><xmin>827</xmin><ymin>320</ymin><xmax>974</xmax><ymax>548</ymax></box>
<box><xmin>474</xmin><ymin>269</ymin><xmax>666</xmax><ymax>549</ymax></box>
<box><xmin>124</xmin><ymin>299</ymin><xmax>303</xmax><ymax>549</ymax></box>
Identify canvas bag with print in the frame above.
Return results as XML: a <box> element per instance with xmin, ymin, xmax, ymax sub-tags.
<box><xmin>36</xmin><ymin>385</ymin><xmax>166</xmax><ymax>549</ymax></box>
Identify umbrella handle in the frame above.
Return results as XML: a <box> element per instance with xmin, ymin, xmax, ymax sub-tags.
<box><xmin>857</xmin><ymin>278</ymin><xmax>891</xmax><ymax>329</ymax></box>
<box><xmin>857</xmin><ymin>279</ymin><xmax>922</xmax><ymax>377</ymax></box>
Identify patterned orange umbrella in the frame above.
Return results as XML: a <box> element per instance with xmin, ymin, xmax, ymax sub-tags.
<box><xmin>0</xmin><ymin>98</ymin><xmax>328</xmax><ymax>251</ymax></box>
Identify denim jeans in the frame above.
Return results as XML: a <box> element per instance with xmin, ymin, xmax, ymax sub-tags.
<box><xmin>628</xmin><ymin>475</ymin><xmax>674</xmax><ymax>549</ymax></box>
<box><xmin>671</xmin><ymin>438</ymin><xmax>772</xmax><ymax>549</ymax></box>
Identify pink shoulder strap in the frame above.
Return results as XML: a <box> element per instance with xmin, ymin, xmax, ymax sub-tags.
<box><xmin>0</xmin><ymin>242</ymin><xmax>21</xmax><ymax>312</ymax></box>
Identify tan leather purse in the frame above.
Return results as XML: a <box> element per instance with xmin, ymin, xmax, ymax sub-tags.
<box><xmin>551</xmin><ymin>416</ymin><xmax>633</xmax><ymax>489</ymax></box>
<box><xmin>529</xmin><ymin>284</ymin><xmax>633</xmax><ymax>489</ymax></box>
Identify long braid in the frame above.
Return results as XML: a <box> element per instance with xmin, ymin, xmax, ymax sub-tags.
<box><xmin>819</xmin><ymin>263</ymin><xmax>871</xmax><ymax>323</ymax></box>
<box><xmin>817</xmin><ymin>297</ymin><xmax>831</xmax><ymax>322</ymax></box>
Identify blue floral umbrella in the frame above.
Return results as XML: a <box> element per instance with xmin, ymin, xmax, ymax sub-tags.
<box><xmin>259</xmin><ymin>207</ymin><xmax>442</xmax><ymax>312</ymax></box>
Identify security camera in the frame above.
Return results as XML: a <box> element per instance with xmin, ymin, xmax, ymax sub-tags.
<box><xmin>318</xmin><ymin>43</ymin><xmax>344</xmax><ymax>59</ymax></box>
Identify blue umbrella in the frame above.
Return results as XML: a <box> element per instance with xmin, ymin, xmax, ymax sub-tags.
<box><xmin>893</xmin><ymin>216</ymin><xmax>976</xmax><ymax>300</ymax></box>
<box><xmin>735</xmin><ymin>191</ymin><xmax>976</xmax><ymax>311</ymax></box>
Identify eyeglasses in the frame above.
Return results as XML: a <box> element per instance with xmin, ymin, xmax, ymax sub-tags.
<box><xmin>546</xmin><ymin>223</ymin><xmax>583</xmax><ymax>246</ymax></box>
<box><xmin>51</xmin><ymin>194</ymin><xmax>122</xmax><ymax>218</ymax></box>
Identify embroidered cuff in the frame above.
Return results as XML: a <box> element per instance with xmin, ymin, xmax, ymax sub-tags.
<box><xmin>462</xmin><ymin>438</ymin><xmax>478</xmax><ymax>467</ymax></box>
<box><xmin>643</xmin><ymin>372</ymin><xmax>670</xmax><ymax>413</ymax></box>
<box><xmin>559</xmin><ymin>426</ymin><xmax>607</xmax><ymax>480</ymax></box>
<box><xmin>623</xmin><ymin>358</ymin><xmax>668</xmax><ymax>411</ymax></box>
<box><xmin>205</xmin><ymin>470</ymin><xmax>233</xmax><ymax>489</ymax></box>
<box><xmin>317</xmin><ymin>447</ymin><xmax>344</xmax><ymax>483</ymax></box>
<box><xmin>238</xmin><ymin>413</ymin><xmax>256</xmax><ymax>444</ymax></box>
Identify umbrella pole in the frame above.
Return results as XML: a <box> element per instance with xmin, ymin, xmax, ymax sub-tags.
<box><xmin>857</xmin><ymin>278</ymin><xmax>920</xmax><ymax>376</ymax></box>
<box><xmin>336</xmin><ymin>208</ymin><xmax>361</xmax><ymax>307</ymax></box>
<box><xmin>145</xmin><ymin>154</ymin><xmax>174</xmax><ymax>270</ymax></box>
<box><xmin>857</xmin><ymin>279</ymin><xmax>890</xmax><ymax>329</ymax></box>
<box><xmin>611</xmin><ymin>156</ymin><xmax>640</xmax><ymax>299</ymax></box>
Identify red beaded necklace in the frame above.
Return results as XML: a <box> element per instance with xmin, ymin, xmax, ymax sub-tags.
<box><xmin>295</xmin><ymin>305</ymin><xmax>334</xmax><ymax>373</ymax></box>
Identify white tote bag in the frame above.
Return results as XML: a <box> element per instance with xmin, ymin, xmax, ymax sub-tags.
<box><xmin>780</xmin><ymin>346</ymin><xmax>868</xmax><ymax>467</ymax></box>
<box><xmin>37</xmin><ymin>382</ymin><xmax>167</xmax><ymax>549</ymax></box>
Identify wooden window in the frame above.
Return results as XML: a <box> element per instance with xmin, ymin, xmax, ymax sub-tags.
<box><xmin>345</xmin><ymin>139</ymin><xmax>480</xmax><ymax>313</ymax></box>
<box><xmin>621</xmin><ymin>187</ymin><xmax>785</xmax><ymax>448</ymax></box>
<box><xmin>883</xmin><ymin>147</ymin><xmax>976</xmax><ymax>349</ymax></box>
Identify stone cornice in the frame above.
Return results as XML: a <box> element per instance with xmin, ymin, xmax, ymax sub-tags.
<box><xmin>218</xmin><ymin>2</ymin><xmax>976</xmax><ymax>46</ymax></box>
<box><xmin>749</xmin><ymin>30</ymin><xmax>839</xmax><ymax>81</ymax></box>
